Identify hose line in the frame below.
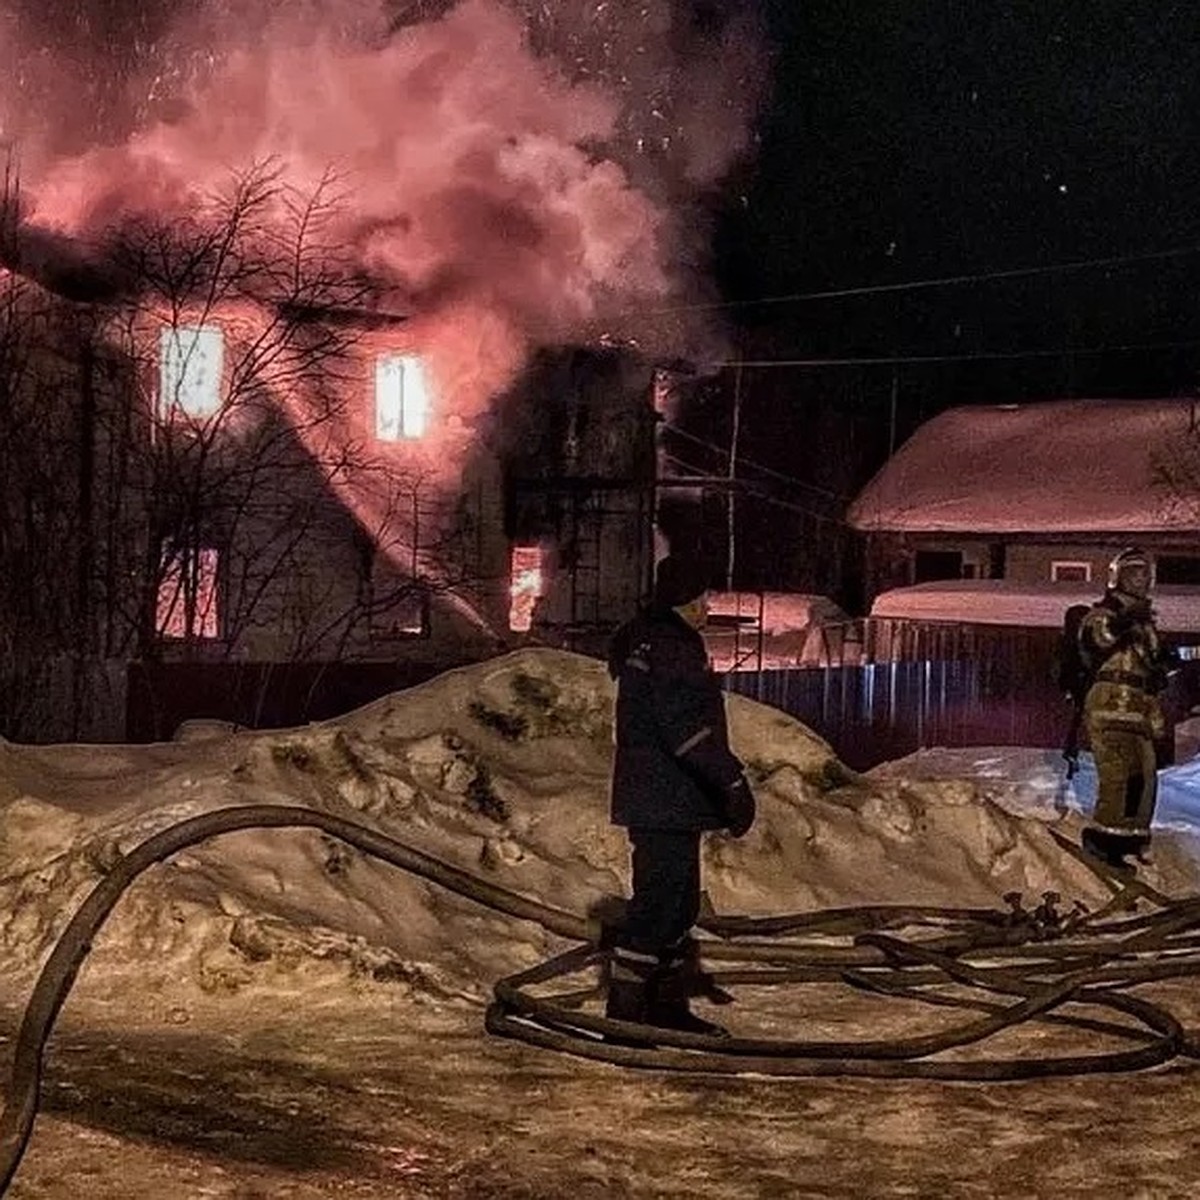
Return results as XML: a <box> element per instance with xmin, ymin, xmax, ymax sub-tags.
<box><xmin>3</xmin><ymin>804</ymin><xmax>1200</xmax><ymax>1196</ymax></box>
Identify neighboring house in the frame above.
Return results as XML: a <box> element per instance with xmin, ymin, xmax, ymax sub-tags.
<box><xmin>0</xmin><ymin>212</ymin><xmax>660</xmax><ymax>739</ymax></box>
<box><xmin>846</xmin><ymin>398</ymin><xmax>1200</xmax><ymax>607</ymax></box>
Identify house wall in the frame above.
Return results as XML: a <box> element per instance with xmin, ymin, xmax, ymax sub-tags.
<box><xmin>862</xmin><ymin>531</ymin><xmax>1200</xmax><ymax>609</ymax></box>
<box><xmin>496</xmin><ymin>347</ymin><xmax>658</xmax><ymax>644</ymax></box>
<box><xmin>1005</xmin><ymin>542</ymin><xmax>1116</xmax><ymax>586</ymax></box>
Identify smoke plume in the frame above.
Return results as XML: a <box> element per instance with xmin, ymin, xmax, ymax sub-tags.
<box><xmin>0</xmin><ymin>0</ymin><xmax>767</xmax><ymax>410</ymax></box>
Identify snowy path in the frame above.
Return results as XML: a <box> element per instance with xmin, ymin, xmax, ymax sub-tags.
<box><xmin>5</xmin><ymin>989</ymin><xmax>1200</xmax><ymax>1199</ymax></box>
<box><xmin>6</xmin><ymin>654</ymin><xmax>1200</xmax><ymax>1197</ymax></box>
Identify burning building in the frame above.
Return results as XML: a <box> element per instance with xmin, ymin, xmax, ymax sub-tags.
<box><xmin>0</xmin><ymin>0</ymin><xmax>766</xmax><ymax>740</ymax></box>
<box><xmin>0</xmin><ymin>198</ymin><xmax>665</xmax><ymax>741</ymax></box>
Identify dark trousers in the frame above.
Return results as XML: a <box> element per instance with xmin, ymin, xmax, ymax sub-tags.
<box><xmin>621</xmin><ymin>828</ymin><xmax>702</xmax><ymax>956</ymax></box>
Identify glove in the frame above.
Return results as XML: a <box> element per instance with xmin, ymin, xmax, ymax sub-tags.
<box><xmin>723</xmin><ymin>775</ymin><xmax>756</xmax><ymax>838</ymax></box>
<box><xmin>1109</xmin><ymin>608</ymin><xmax>1139</xmax><ymax>637</ymax></box>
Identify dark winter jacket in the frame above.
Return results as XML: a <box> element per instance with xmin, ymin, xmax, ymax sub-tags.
<box><xmin>607</xmin><ymin>605</ymin><xmax>748</xmax><ymax>832</ymax></box>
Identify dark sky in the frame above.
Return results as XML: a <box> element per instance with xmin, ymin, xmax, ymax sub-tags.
<box><xmin>688</xmin><ymin>1</ymin><xmax>1200</xmax><ymax>592</ymax></box>
<box><xmin>717</xmin><ymin>1</ymin><xmax>1200</xmax><ymax>382</ymax></box>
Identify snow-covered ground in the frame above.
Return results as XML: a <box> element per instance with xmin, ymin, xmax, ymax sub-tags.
<box><xmin>873</xmin><ymin>740</ymin><xmax>1200</xmax><ymax>836</ymax></box>
<box><xmin>3</xmin><ymin>648</ymin><xmax>1200</xmax><ymax>1198</ymax></box>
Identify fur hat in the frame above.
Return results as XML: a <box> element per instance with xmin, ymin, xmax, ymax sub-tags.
<box><xmin>653</xmin><ymin>555</ymin><xmax>709</xmax><ymax>608</ymax></box>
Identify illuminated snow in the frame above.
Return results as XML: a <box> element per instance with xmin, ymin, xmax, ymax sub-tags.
<box><xmin>870</xmin><ymin>579</ymin><xmax>1200</xmax><ymax>631</ymax></box>
<box><xmin>3</xmin><ymin>648</ymin><xmax>1200</xmax><ymax>1195</ymax></box>
<box><xmin>848</xmin><ymin>397</ymin><xmax>1200</xmax><ymax>534</ymax></box>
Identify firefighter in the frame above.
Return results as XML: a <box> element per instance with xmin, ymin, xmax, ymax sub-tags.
<box><xmin>604</xmin><ymin>553</ymin><xmax>755</xmax><ymax>1035</ymax></box>
<box><xmin>1079</xmin><ymin>546</ymin><xmax>1176</xmax><ymax>868</ymax></box>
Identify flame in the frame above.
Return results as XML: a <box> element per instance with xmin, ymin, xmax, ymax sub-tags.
<box><xmin>375</xmin><ymin>353</ymin><xmax>431</xmax><ymax>440</ymax></box>
<box><xmin>508</xmin><ymin>544</ymin><xmax>543</xmax><ymax>632</ymax></box>
<box><xmin>156</xmin><ymin>546</ymin><xmax>220</xmax><ymax>640</ymax></box>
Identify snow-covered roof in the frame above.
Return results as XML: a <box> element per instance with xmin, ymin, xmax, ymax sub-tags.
<box><xmin>869</xmin><ymin>579</ymin><xmax>1200</xmax><ymax>632</ymax></box>
<box><xmin>847</xmin><ymin>398</ymin><xmax>1200</xmax><ymax>534</ymax></box>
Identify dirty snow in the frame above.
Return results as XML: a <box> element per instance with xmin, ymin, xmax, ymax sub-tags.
<box><xmin>3</xmin><ymin>648</ymin><xmax>1200</xmax><ymax>1198</ymax></box>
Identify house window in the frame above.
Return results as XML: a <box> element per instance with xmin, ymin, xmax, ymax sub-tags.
<box><xmin>159</xmin><ymin>326</ymin><xmax>224</xmax><ymax>418</ymax></box>
<box><xmin>1051</xmin><ymin>561</ymin><xmax>1091</xmax><ymax>583</ymax></box>
<box><xmin>370</xmin><ymin>586</ymin><xmax>428</xmax><ymax>639</ymax></box>
<box><xmin>509</xmin><ymin>545</ymin><xmax>544</xmax><ymax>632</ymax></box>
<box><xmin>913</xmin><ymin>550</ymin><xmax>964</xmax><ymax>583</ymax></box>
<box><xmin>156</xmin><ymin>546</ymin><xmax>221</xmax><ymax>640</ymax></box>
<box><xmin>375</xmin><ymin>354</ymin><xmax>430</xmax><ymax>440</ymax></box>
<box><xmin>1156</xmin><ymin>555</ymin><xmax>1200</xmax><ymax>585</ymax></box>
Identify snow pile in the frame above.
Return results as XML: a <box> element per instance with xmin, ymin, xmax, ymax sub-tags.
<box><xmin>870</xmin><ymin>579</ymin><xmax>1200</xmax><ymax>632</ymax></box>
<box><xmin>0</xmin><ymin>650</ymin><xmax>1191</xmax><ymax>1013</ymax></box>
<box><xmin>847</xmin><ymin>398</ymin><xmax>1199</xmax><ymax>534</ymax></box>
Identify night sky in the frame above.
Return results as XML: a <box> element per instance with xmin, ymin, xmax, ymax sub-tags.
<box><xmin>721</xmin><ymin>1</ymin><xmax>1200</xmax><ymax>349</ymax></box>
<box><xmin>694</xmin><ymin>1</ymin><xmax>1200</xmax><ymax>596</ymax></box>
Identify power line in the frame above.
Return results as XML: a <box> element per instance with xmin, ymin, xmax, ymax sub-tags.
<box><xmin>660</xmin><ymin>454</ymin><xmax>849</xmax><ymax>529</ymax></box>
<box><xmin>640</xmin><ymin>241</ymin><xmax>1200</xmax><ymax>317</ymax></box>
<box><xmin>663</xmin><ymin>423</ymin><xmax>845</xmax><ymax>501</ymax></box>
<box><xmin>699</xmin><ymin>335</ymin><xmax>1200</xmax><ymax>370</ymax></box>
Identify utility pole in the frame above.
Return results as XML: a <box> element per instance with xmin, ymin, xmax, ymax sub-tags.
<box><xmin>888</xmin><ymin>367</ymin><xmax>899</xmax><ymax>458</ymax></box>
<box><xmin>726</xmin><ymin>357</ymin><xmax>743</xmax><ymax>591</ymax></box>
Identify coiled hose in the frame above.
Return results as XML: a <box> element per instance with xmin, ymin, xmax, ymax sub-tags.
<box><xmin>3</xmin><ymin>804</ymin><xmax>1200</xmax><ymax>1194</ymax></box>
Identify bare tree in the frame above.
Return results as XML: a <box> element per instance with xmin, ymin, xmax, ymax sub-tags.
<box><xmin>0</xmin><ymin>163</ymin><xmax>497</xmax><ymax>739</ymax></box>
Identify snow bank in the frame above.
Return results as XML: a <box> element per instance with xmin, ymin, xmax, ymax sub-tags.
<box><xmin>707</xmin><ymin>591</ymin><xmax>848</xmax><ymax>636</ymax></box>
<box><xmin>847</xmin><ymin>397</ymin><xmax>1200</xmax><ymax>534</ymax></box>
<box><xmin>1</xmin><ymin>650</ymin><xmax>1191</xmax><ymax>1014</ymax></box>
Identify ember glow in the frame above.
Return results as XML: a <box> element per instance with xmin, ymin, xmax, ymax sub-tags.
<box><xmin>159</xmin><ymin>324</ymin><xmax>224</xmax><ymax>419</ymax></box>
<box><xmin>375</xmin><ymin>353</ymin><xmax>431</xmax><ymax>441</ymax></box>
<box><xmin>508</xmin><ymin>544</ymin><xmax>544</xmax><ymax>632</ymax></box>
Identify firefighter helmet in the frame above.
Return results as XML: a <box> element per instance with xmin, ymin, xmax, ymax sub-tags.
<box><xmin>1107</xmin><ymin>546</ymin><xmax>1153</xmax><ymax>594</ymax></box>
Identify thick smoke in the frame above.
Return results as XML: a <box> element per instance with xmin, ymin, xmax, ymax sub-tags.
<box><xmin>0</xmin><ymin>0</ymin><xmax>766</xmax><ymax>406</ymax></box>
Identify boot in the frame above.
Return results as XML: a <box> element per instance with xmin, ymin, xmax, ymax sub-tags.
<box><xmin>648</xmin><ymin>953</ymin><xmax>730</xmax><ymax>1038</ymax></box>
<box><xmin>603</xmin><ymin>947</ymin><xmax>655</xmax><ymax>1044</ymax></box>
<box><xmin>1082</xmin><ymin>827</ymin><xmax>1135</xmax><ymax>871</ymax></box>
<box><xmin>605</xmin><ymin>976</ymin><xmax>649</xmax><ymax>1024</ymax></box>
<box><xmin>1131</xmin><ymin>831</ymin><xmax>1153</xmax><ymax>865</ymax></box>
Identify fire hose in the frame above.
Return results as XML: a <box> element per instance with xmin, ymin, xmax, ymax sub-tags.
<box><xmin>4</xmin><ymin>804</ymin><xmax>1200</xmax><ymax>1193</ymax></box>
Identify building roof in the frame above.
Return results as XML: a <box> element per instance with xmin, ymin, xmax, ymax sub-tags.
<box><xmin>846</xmin><ymin>398</ymin><xmax>1200</xmax><ymax>534</ymax></box>
<box><xmin>870</xmin><ymin>579</ymin><xmax>1200</xmax><ymax>632</ymax></box>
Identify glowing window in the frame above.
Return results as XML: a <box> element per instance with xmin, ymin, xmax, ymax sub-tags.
<box><xmin>156</xmin><ymin>546</ymin><xmax>221</xmax><ymax>640</ymax></box>
<box><xmin>159</xmin><ymin>326</ymin><xmax>224</xmax><ymax>418</ymax></box>
<box><xmin>375</xmin><ymin>354</ymin><xmax>430</xmax><ymax>440</ymax></box>
<box><xmin>369</xmin><ymin>565</ymin><xmax>428</xmax><ymax>639</ymax></box>
<box><xmin>509</xmin><ymin>545</ymin><xmax>544</xmax><ymax>633</ymax></box>
<box><xmin>1051</xmin><ymin>561</ymin><xmax>1091</xmax><ymax>583</ymax></box>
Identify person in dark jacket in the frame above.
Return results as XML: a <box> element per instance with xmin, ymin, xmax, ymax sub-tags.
<box><xmin>604</xmin><ymin>553</ymin><xmax>755</xmax><ymax>1036</ymax></box>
